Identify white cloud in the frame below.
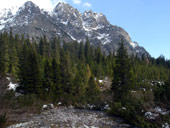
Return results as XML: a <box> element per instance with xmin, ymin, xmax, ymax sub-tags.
<box><xmin>0</xmin><ymin>0</ymin><xmax>92</xmax><ymax>12</ymax></box>
<box><xmin>83</xmin><ymin>2</ymin><xmax>92</xmax><ymax>8</ymax></box>
<box><xmin>51</xmin><ymin>0</ymin><xmax>66</xmax><ymax>6</ymax></box>
<box><xmin>72</xmin><ymin>0</ymin><xmax>81</xmax><ymax>4</ymax></box>
<box><xmin>71</xmin><ymin>0</ymin><xmax>92</xmax><ymax>8</ymax></box>
<box><xmin>0</xmin><ymin>0</ymin><xmax>65</xmax><ymax>11</ymax></box>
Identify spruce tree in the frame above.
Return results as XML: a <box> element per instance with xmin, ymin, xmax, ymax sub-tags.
<box><xmin>43</xmin><ymin>59</ymin><xmax>54</xmax><ymax>94</ymax></box>
<box><xmin>18</xmin><ymin>42</ymin><xmax>42</xmax><ymax>94</ymax></box>
<box><xmin>28</xmin><ymin>47</ymin><xmax>42</xmax><ymax>94</ymax></box>
<box><xmin>51</xmin><ymin>37</ymin><xmax>60</xmax><ymax>63</ymax></box>
<box><xmin>39</xmin><ymin>37</ymin><xmax>45</xmax><ymax>57</ymax></box>
<box><xmin>78</xmin><ymin>42</ymin><xmax>85</xmax><ymax>62</ymax></box>
<box><xmin>18</xmin><ymin>43</ymin><xmax>29</xmax><ymax>90</ymax></box>
<box><xmin>85</xmin><ymin>38</ymin><xmax>91</xmax><ymax>64</ymax></box>
<box><xmin>86</xmin><ymin>76</ymin><xmax>100</xmax><ymax>103</ymax></box>
<box><xmin>8</xmin><ymin>46</ymin><xmax>18</xmax><ymax>76</ymax></box>
<box><xmin>111</xmin><ymin>40</ymin><xmax>134</xmax><ymax>100</ymax></box>
<box><xmin>73</xmin><ymin>64</ymin><xmax>88</xmax><ymax>97</ymax></box>
<box><xmin>60</xmin><ymin>50</ymin><xmax>73</xmax><ymax>94</ymax></box>
<box><xmin>0</xmin><ymin>33</ymin><xmax>9</xmax><ymax>75</ymax></box>
<box><xmin>52</xmin><ymin>58</ymin><xmax>62</xmax><ymax>96</ymax></box>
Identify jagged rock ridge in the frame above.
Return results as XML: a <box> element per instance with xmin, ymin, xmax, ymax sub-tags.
<box><xmin>0</xmin><ymin>1</ymin><xmax>149</xmax><ymax>56</ymax></box>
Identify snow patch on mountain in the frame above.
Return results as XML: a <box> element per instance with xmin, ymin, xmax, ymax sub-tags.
<box><xmin>83</xmin><ymin>25</ymin><xmax>91</xmax><ymax>32</ymax></box>
<box><xmin>0</xmin><ymin>17</ymin><xmax>15</xmax><ymax>30</ymax></box>
<box><xmin>130</xmin><ymin>41</ymin><xmax>138</xmax><ymax>48</ymax></box>
<box><xmin>82</xmin><ymin>22</ymin><xmax>104</xmax><ymax>32</ymax></box>
<box><xmin>97</xmin><ymin>33</ymin><xmax>109</xmax><ymax>40</ymax></box>
<box><xmin>0</xmin><ymin>6</ymin><xmax>19</xmax><ymax>18</ymax></box>
<box><xmin>67</xmin><ymin>33</ymin><xmax>76</xmax><ymax>41</ymax></box>
<box><xmin>96</xmin><ymin>33</ymin><xmax>111</xmax><ymax>45</ymax></box>
<box><xmin>0</xmin><ymin>24</ymin><xmax>5</xmax><ymax>30</ymax></box>
<box><xmin>0</xmin><ymin>6</ymin><xmax>19</xmax><ymax>30</ymax></box>
<box><xmin>94</xmin><ymin>13</ymin><xmax>104</xmax><ymax>20</ymax></box>
<box><xmin>92</xmin><ymin>24</ymin><xmax>104</xmax><ymax>30</ymax></box>
<box><xmin>136</xmin><ymin>49</ymin><xmax>142</xmax><ymax>53</ymax></box>
<box><xmin>60</xmin><ymin>20</ymin><xmax>68</xmax><ymax>25</ymax></box>
<box><xmin>103</xmin><ymin>38</ymin><xmax>112</xmax><ymax>45</ymax></box>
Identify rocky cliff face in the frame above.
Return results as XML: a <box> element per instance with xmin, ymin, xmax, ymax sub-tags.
<box><xmin>0</xmin><ymin>1</ymin><xmax>149</xmax><ymax>56</ymax></box>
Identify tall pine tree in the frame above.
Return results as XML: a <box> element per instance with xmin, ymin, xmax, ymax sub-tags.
<box><xmin>18</xmin><ymin>41</ymin><xmax>42</xmax><ymax>94</ymax></box>
<box><xmin>111</xmin><ymin>40</ymin><xmax>134</xmax><ymax>100</ymax></box>
<box><xmin>0</xmin><ymin>33</ymin><xmax>9</xmax><ymax>76</ymax></box>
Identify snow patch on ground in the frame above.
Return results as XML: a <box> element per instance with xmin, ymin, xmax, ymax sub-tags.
<box><xmin>98</xmin><ymin>80</ymin><xmax>103</xmax><ymax>83</ymax></box>
<box><xmin>103</xmin><ymin>104</ymin><xmax>110</xmax><ymax>110</ymax></box>
<box><xmin>57</xmin><ymin>102</ymin><xmax>62</xmax><ymax>105</ymax></box>
<box><xmin>162</xmin><ymin>123</ymin><xmax>170</xmax><ymax>128</ymax></box>
<box><xmin>154</xmin><ymin>107</ymin><xmax>170</xmax><ymax>115</ymax></box>
<box><xmin>6</xmin><ymin>77</ymin><xmax>10</xmax><ymax>81</ymax></box>
<box><xmin>6</xmin><ymin>77</ymin><xmax>19</xmax><ymax>91</ymax></box>
<box><xmin>84</xmin><ymin>125</ymin><xmax>98</xmax><ymax>128</ymax></box>
<box><xmin>42</xmin><ymin>104</ymin><xmax>54</xmax><ymax>110</ymax></box>
<box><xmin>8</xmin><ymin>121</ymin><xmax>34</xmax><ymax>128</ymax></box>
<box><xmin>145</xmin><ymin>111</ymin><xmax>159</xmax><ymax>119</ymax></box>
<box><xmin>8</xmin><ymin>82</ymin><xmax>19</xmax><ymax>91</ymax></box>
<box><xmin>87</xmin><ymin>104</ymin><xmax>96</xmax><ymax>110</ymax></box>
<box><xmin>142</xmin><ymin>80</ymin><xmax>165</xmax><ymax>86</ymax></box>
<box><xmin>122</xmin><ymin>107</ymin><xmax>127</xmax><ymax>110</ymax></box>
<box><xmin>145</xmin><ymin>107</ymin><xmax>170</xmax><ymax>120</ymax></box>
<box><xmin>131</xmin><ymin>90</ymin><xmax>136</xmax><ymax>93</ymax></box>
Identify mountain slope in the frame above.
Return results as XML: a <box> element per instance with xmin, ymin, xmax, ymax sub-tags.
<box><xmin>0</xmin><ymin>1</ymin><xmax>149</xmax><ymax>57</ymax></box>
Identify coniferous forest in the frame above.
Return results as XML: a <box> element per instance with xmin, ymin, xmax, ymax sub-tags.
<box><xmin>0</xmin><ymin>31</ymin><xmax>170</xmax><ymax>127</ymax></box>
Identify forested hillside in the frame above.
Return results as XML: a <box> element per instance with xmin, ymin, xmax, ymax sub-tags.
<box><xmin>0</xmin><ymin>30</ymin><xmax>170</xmax><ymax>127</ymax></box>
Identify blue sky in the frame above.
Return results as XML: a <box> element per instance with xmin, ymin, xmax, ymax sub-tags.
<box><xmin>64</xmin><ymin>0</ymin><xmax>170</xmax><ymax>59</ymax></box>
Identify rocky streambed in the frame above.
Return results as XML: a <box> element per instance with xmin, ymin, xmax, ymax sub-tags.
<box><xmin>7</xmin><ymin>107</ymin><xmax>132</xmax><ymax>128</ymax></box>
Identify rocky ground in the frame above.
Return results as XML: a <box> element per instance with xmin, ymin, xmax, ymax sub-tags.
<box><xmin>7</xmin><ymin>107</ymin><xmax>132</xmax><ymax>128</ymax></box>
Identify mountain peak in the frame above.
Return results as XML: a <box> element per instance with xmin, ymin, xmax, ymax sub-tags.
<box><xmin>82</xmin><ymin>10</ymin><xmax>108</xmax><ymax>27</ymax></box>
<box><xmin>53</xmin><ymin>2</ymin><xmax>81</xmax><ymax>21</ymax></box>
<box><xmin>54</xmin><ymin>2</ymin><xmax>73</xmax><ymax>11</ymax></box>
<box><xmin>17</xmin><ymin>1</ymin><xmax>40</xmax><ymax>15</ymax></box>
<box><xmin>24</xmin><ymin>1</ymin><xmax>35</xmax><ymax>6</ymax></box>
<box><xmin>57</xmin><ymin>2</ymin><xmax>69</xmax><ymax>6</ymax></box>
<box><xmin>83</xmin><ymin>11</ymin><xmax>105</xmax><ymax>20</ymax></box>
<box><xmin>22</xmin><ymin>1</ymin><xmax>39</xmax><ymax>9</ymax></box>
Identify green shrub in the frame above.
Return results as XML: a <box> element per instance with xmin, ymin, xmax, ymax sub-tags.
<box><xmin>16</xmin><ymin>94</ymin><xmax>41</xmax><ymax>108</ymax></box>
<box><xmin>0</xmin><ymin>113</ymin><xmax>7</xmax><ymax>127</ymax></box>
